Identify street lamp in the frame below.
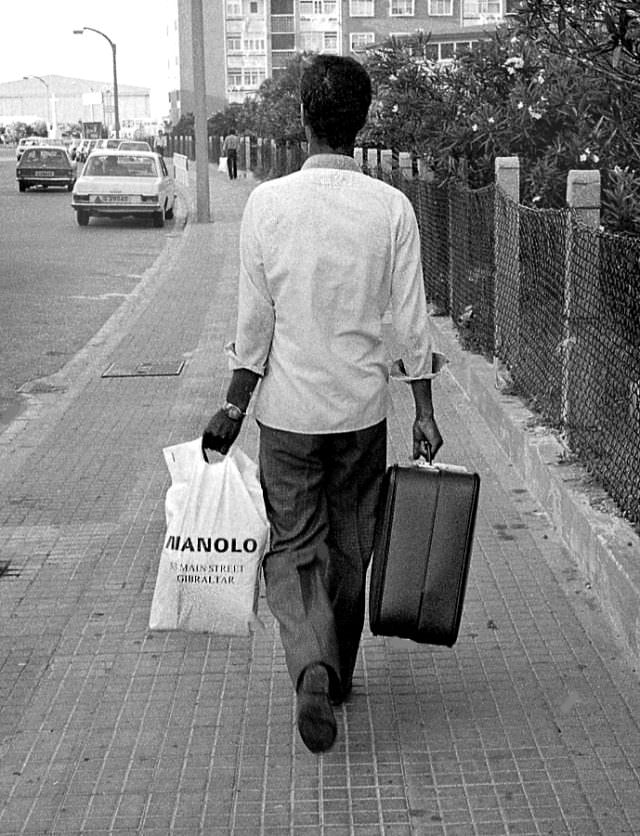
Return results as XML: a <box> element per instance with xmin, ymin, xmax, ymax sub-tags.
<box><xmin>73</xmin><ymin>27</ymin><xmax>120</xmax><ymax>138</ymax></box>
<box><xmin>23</xmin><ymin>75</ymin><xmax>53</xmax><ymax>135</ymax></box>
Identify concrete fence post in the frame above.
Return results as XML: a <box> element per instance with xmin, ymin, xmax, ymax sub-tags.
<box><xmin>494</xmin><ymin>157</ymin><xmax>521</xmax><ymax>376</ymax></box>
<box><xmin>563</xmin><ymin>169</ymin><xmax>601</xmax><ymax>439</ymax></box>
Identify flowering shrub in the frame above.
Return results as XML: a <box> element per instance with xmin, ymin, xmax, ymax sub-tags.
<box><xmin>361</xmin><ymin>4</ymin><xmax>640</xmax><ymax>232</ymax></box>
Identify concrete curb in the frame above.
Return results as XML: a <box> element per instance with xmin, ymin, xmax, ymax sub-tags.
<box><xmin>433</xmin><ymin>316</ymin><xmax>640</xmax><ymax>669</ymax></box>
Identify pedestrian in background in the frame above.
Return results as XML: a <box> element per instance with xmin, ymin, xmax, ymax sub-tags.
<box><xmin>155</xmin><ymin>130</ymin><xmax>167</xmax><ymax>157</ymax></box>
<box><xmin>222</xmin><ymin>128</ymin><xmax>238</xmax><ymax>179</ymax></box>
<box><xmin>203</xmin><ymin>55</ymin><xmax>446</xmax><ymax>754</ymax></box>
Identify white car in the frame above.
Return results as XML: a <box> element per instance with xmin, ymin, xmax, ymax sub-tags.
<box><xmin>117</xmin><ymin>140</ymin><xmax>152</xmax><ymax>152</ymax></box>
<box><xmin>71</xmin><ymin>150</ymin><xmax>176</xmax><ymax>227</ymax></box>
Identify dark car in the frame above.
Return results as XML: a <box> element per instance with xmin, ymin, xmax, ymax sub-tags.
<box><xmin>16</xmin><ymin>146</ymin><xmax>77</xmax><ymax>192</ymax></box>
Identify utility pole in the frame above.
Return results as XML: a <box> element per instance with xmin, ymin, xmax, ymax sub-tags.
<box><xmin>191</xmin><ymin>0</ymin><xmax>211</xmax><ymax>222</ymax></box>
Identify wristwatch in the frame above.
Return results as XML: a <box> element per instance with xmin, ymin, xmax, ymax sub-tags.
<box><xmin>221</xmin><ymin>401</ymin><xmax>246</xmax><ymax>421</ymax></box>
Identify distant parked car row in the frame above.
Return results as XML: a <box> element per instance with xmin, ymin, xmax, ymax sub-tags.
<box><xmin>16</xmin><ymin>143</ymin><xmax>176</xmax><ymax>229</ymax></box>
<box><xmin>72</xmin><ymin>138</ymin><xmax>152</xmax><ymax>162</ymax></box>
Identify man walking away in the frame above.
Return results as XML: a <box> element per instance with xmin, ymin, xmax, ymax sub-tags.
<box><xmin>203</xmin><ymin>55</ymin><xmax>446</xmax><ymax>754</ymax></box>
<box><xmin>222</xmin><ymin>128</ymin><xmax>238</xmax><ymax>179</ymax></box>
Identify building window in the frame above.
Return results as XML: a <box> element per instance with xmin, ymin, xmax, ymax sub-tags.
<box><xmin>350</xmin><ymin>0</ymin><xmax>374</xmax><ymax>13</ymax></box>
<box><xmin>424</xmin><ymin>40</ymin><xmax>469</xmax><ymax>60</ymax></box>
<box><xmin>271</xmin><ymin>0</ymin><xmax>293</xmax><ymax>12</ymax></box>
<box><xmin>244</xmin><ymin>69</ymin><xmax>266</xmax><ymax>86</ymax></box>
<box><xmin>390</xmin><ymin>0</ymin><xmax>415</xmax><ymax>16</ymax></box>
<box><xmin>350</xmin><ymin>31</ymin><xmax>375</xmax><ymax>50</ymax></box>
<box><xmin>425</xmin><ymin>42</ymin><xmax>439</xmax><ymax>60</ymax></box>
<box><xmin>244</xmin><ymin>37</ymin><xmax>266</xmax><ymax>51</ymax></box>
<box><xmin>228</xmin><ymin>70</ymin><xmax>242</xmax><ymax>88</ymax></box>
<box><xmin>428</xmin><ymin>0</ymin><xmax>453</xmax><ymax>14</ymax></box>
<box><xmin>464</xmin><ymin>0</ymin><xmax>501</xmax><ymax>17</ymax></box>
<box><xmin>271</xmin><ymin>15</ymin><xmax>295</xmax><ymax>31</ymax></box>
<box><xmin>300</xmin><ymin>31</ymin><xmax>323</xmax><ymax>50</ymax></box>
<box><xmin>226</xmin><ymin>0</ymin><xmax>242</xmax><ymax>16</ymax></box>
<box><xmin>249</xmin><ymin>0</ymin><xmax>260</xmax><ymax>12</ymax></box>
<box><xmin>440</xmin><ymin>41</ymin><xmax>455</xmax><ymax>59</ymax></box>
<box><xmin>323</xmin><ymin>31</ymin><xmax>338</xmax><ymax>50</ymax></box>
<box><xmin>272</xmin><ymin>33</ymin><xmax>296</xmax><ymax>49</ymax></box>
<box><xmin>227</xmin><ymin>36</ymin><xmax>242</xmax><ymax>52</ymax></box>
<box><xmin>300</xmin><ymin>0</ymin><xmax>336</xmax><ymax>12</ymax></box>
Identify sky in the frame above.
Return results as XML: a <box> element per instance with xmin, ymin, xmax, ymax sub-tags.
<box><xmin>0</xmin><ymin>0</ymin><xmax>173</xmax><ymax>119</ymax></box>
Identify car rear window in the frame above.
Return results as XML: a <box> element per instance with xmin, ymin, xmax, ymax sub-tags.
<box><xmin>84</xmin><ymin>155</ymin><xmax>158</xmax><ymax>177</ymax></box>
<box><xmin>21</xmin><ymin>149</ymin><xmax>69</xmax><ymax>165</ymax></box>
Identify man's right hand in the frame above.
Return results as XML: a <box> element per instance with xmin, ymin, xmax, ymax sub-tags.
<box><xmin>202</xmin><ymin>410</ymin><xmax>244</xmax><ymax>458</ymax></box>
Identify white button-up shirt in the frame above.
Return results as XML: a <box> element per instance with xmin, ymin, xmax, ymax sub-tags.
<box><xmin>226</xmin><ymin>154</ymin><xmax>446</xmax><ymax>434</ymax></box>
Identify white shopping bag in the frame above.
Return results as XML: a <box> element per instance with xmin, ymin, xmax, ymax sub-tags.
<box><xmin>218</xmin><ymin>156</ymin><xmax>227</xmax><ymax>173</ymax></box>
<box><xmin>149</xmin><ymin>439</ymin><xmax>269</xmax><ymax>635</ymax></box>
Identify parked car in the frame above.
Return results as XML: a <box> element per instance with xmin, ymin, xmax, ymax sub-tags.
<box><xmin>71</xmin><ymin>150</ymin><xmax>176</xmax><ymax>227</ymax></box>
<box><xmin>117</xmin><ymin>140</ymin><xmax>152</xmax><ymax>152</ymax></box>
<box><xmin>75</xmin><ymin>139</ymin><xmax>98</xmax><ymax>164</ymax></box>
<box><xmin>16</xmin><ymin>145</ymin><xmax>77</xmax><ymax>192</ymax></box>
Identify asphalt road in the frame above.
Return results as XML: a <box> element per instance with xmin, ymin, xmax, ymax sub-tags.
<box><xmin>0</xmin><ymin>146</ymin><xmax>185</xmax><ymax>429</ymax></box>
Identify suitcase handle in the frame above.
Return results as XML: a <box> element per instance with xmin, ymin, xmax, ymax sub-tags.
<box><xmin>414</xmin><ymin>446</ymin><xmax>433</xmax><ymax>467</ymax></box>
<box><xmin>412</xmin><ymin>450</ymin><xmax>471</xmax><ymax>475</ymax></box>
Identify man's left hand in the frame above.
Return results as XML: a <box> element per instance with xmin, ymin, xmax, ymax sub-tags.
<box><xmin>412</xmin><ymin>415</ymin><xmax>443</xmax><ymax>462</ymax></box>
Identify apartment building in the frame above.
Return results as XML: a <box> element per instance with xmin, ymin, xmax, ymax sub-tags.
<box><xmin>171</xmin><ymin>0</ymin><xmax>505</xmax><ymax>120</ymax></box>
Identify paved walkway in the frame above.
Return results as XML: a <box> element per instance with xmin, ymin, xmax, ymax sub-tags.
<box><xmin>1</xmin><ymin>167</ymin><xmax>640</xmax><ymax>836</ymax></box>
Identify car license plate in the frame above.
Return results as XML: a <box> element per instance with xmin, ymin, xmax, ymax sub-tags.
<box><xmin>94</xmin><ymin>195</ymin><xmax>130</xmax><ymax>203</ymax></box>
<box><xmin>35</xmin><ymin>170</ymin><xmax>55</xmax><ymax>177</ymax></box>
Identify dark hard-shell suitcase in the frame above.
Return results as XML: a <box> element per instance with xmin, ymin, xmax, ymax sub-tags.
<box><xmin>369</xmin><ymin>461</ymin><xmax>480</xmax><ymax>646</ymax></box>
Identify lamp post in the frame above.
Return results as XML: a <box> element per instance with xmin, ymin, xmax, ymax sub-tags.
<box><xmin>73</xmin><ymin>27</ymin><xmax>120</xmax><ymax>138</ymax></box>
<box><xmin>23</xmin><ymin>75</ymin><xmax>55</xmax><ymax>136</ymax></box>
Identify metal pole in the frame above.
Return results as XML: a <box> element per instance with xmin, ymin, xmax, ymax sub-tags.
<box><xmin>111</xmin><ymin>41</ymin><xmax>120</xmax><ymax>138</ymax></box>
<box><xmin>191</xmin><ymin>0</ymin><xmax>211</xmax><ymax>222</ymax></box>
<box><xmin>73</xmin><ymin>28</ymin><xmax>119</xmax><ymax>138</ymax></box>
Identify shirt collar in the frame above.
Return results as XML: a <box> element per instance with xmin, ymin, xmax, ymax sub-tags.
<box><xmin>301</xmin><ymin>154</ymin><xmax>361</xmax><ymax>172</ymax></box>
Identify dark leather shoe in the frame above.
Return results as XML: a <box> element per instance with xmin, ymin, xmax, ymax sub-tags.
<box><xmin>331</xmin><ymin>679</ymin><xmax>353</xmax><ymax>706</ymax></box>
<box><xmin>297</xmin><ymin>664</ymin><xmax>337</xmax><ymax>753</ymax></box>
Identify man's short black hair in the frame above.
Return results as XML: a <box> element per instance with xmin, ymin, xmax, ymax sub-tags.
<box><xmin>300</xmin><ymin>55</ymin><xmax>372</xmax><ymax>149</ymax></box>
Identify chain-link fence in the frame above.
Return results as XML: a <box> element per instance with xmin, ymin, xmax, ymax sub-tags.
<box><xmin>567</xmin><ymin>226</ymin><xmax>640</xmax><ymax>523</ymax></box>
<box><xmin>496</xmin><ymin>196</ymin><xmax>568</xmax><ymax>425</ymax></box>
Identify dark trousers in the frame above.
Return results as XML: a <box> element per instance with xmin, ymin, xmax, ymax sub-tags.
<box><xmin>226</xmin><ymin>149</ymin><xmax>237</xmax><ymax>179</ymax></box>
<box><xmin>258</xmin><ymin>420</ymin><xmax>386</xmax><ymax>697</ymax></box>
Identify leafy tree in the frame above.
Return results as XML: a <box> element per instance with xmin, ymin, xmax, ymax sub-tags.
<box><xmin>517</xmin><ymin>0</ymin><xmax>640</xmax><ymax>91</ymax></box>
<box><xmin>171</xmin><ymin>112</ymin><xmax>194</xmax><ymax>136</ymax></box>
<box><xmin>248</xmin><ymin>53</ymin><xmax>309</xmax><ymax>142</ymax></box>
